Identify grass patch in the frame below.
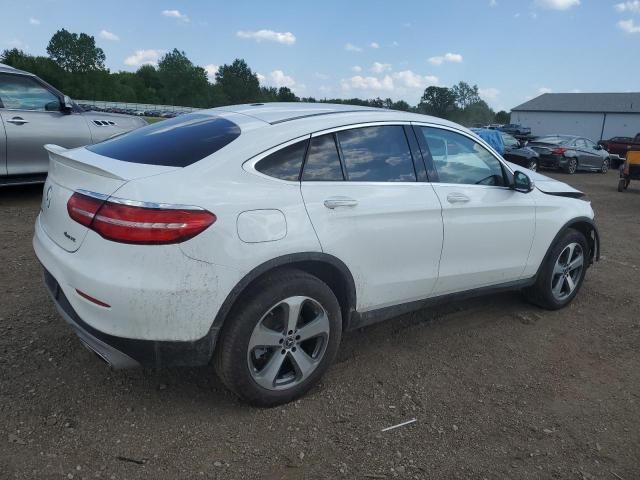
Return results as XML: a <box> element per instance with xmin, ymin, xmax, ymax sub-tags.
<box><xmin>144</xmin><ymin>117</ymin><xmax>164</xmax><ymax>124</ymax></box>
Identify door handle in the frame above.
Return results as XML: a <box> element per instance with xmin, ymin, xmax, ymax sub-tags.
<box><xmin>6</xmin><ymin>117</ymin><xmax>29</xmax><ymax>125</ymax></box>
<box><xmin>446</xmin><ymin>193</ymin><xmax>470</xmax><ymax>204</ymax></box>
<box><xmin>323</xmin><ymin>197</ymin><xmax>358</xmax><ymax>209</ymax></box>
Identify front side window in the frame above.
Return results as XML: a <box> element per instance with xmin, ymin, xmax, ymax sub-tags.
<box><xmin>256</xmin><ymin>140</ymin><xmax>308</xmax><ymax>181</ymax></box>
<box><xmin>302</xmin><ymin>134</ymin><xmax>344</xmax><ymax>181</ymax></box>
<box><xmin>574</xmin><ymin>139</ymin><xmax>587</xmax><ymax>149</ymax></box>
<box><xmin>419</xmin><ymin>127</ymin><xmax>507</xmax><ymax>186</ymax></box>
<box><xmin>337</xmin><ymin>126</ymin><xmax>416</xmax><ymax>182</ymax></box>
<box><xmin>0</xmin><ymin>74</ymin><xmax>60</xmax><ymax>111</ymax></box>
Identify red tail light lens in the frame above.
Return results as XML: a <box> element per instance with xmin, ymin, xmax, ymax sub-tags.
<box><xmin>67</xmin><ymin>192</ymin><xmax>216</xmax><ymax>245</ymax></box>
<box><xmin>551</xmin><ymin>147</ymin><xmax>568</xmax><ymax>155</ymax></box>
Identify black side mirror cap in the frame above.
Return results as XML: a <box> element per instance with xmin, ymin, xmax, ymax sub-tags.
<box><xmin>512</xmin><ymin>170</ymin><xmax>535</xmax><ymax>193</ymax></box>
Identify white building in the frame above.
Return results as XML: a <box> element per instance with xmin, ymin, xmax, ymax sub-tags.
<box><xmin>511</xmin><ymin>93</ymin><xmax>640</xmax><ymax>141</ymax></box>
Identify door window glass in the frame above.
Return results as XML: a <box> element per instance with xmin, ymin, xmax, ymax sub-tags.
<box><xmin>419</xmin><ymin>127</ymin><xmax>507</xmax><ymax>186</ymax></box>
<box><xmin>302</xmin><ymin>134</ymin><xmax>344</xmax><ymax>181</ymax></box>
<box><xmin>0</xmin><ymin>74</ymin><xmax>60</xmax><ymax>111</ymax></box>
<box><xmin>337</xmin><ymin>126</ymin><xmax>416</xmax><ymax>182</ymax></box>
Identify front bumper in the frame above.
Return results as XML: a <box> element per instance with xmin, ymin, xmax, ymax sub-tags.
<box><xmin>43</xmin><ymin>267</ymin><xmax>216</xmax><ymax>368</ymax></box>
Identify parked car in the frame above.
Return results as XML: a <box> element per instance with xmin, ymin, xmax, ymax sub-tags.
<box><xmin>528</xmin><ymin>135</ymin><xmax>612</xmax><ymax>174</ymax></box>
<box><xmin>0</xmin><ymin>63</ymin><xmax>146</xmax><ymax>186</ymax></box>
<box><xmin>498</xmin><ymin>123</ymin><xmax>532</xmax><ymax>136</ymax></box>
<box><xmin>500</xmin><ymin>132</ymin><xmax>540</xmax><ymax>171</ymax></box>
<box><xmin>34</xmin><ymin>103</ymin><xmax>600</xmax><ymax>406</ymax></box>
<box><xmin>598</xmin><ymin>134</ymin><xmax>640</xmax><ymax>168</ymax></box>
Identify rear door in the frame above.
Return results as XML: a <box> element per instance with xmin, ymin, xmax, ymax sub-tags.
<box><xmin>0</xmin><ymin>73</ymin><xmax>91</xmax><ymax>175</ymax></box>
<box><xmin>414</xmin><ymin>124</ymin><xmax>535</xmax><ymax>295</ymax></box>
<box><xmin>301</xmin><ymin>124</ymin><xmax>444</xmax><ymax>312</ymax></box>
<box><xmin>583</xmin><ymin>138</ymin><xmax>603</xmax><ymax>168</ymax></box>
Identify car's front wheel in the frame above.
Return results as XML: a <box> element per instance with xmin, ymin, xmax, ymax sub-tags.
<box><xmin>215</xmin><ymin>269</ymin><xmax>342</xmax><ymax>407</ymax></box>
<box><xmin>565</xmin><ymin>158</ymin><xmax>578</xmax><ymax>174</ymax></box>
<box><xmin>525</xmin><ymin>229</ymin><xmax>588</xmax><ymax>310</ymax></box>
<box><xmin>527</xmin><ymin>159</ymin><xmax>538</xmax><ymax>172</ymax></box>
<box><xmin>600</xmin><ymin>158</ymin><xmax>610</xmax><ymax>173</ymax></box>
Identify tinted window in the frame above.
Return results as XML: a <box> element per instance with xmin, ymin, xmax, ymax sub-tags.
<box><xmin>302</xmin><ymin>134</ymin><xmax>344</xmax><ymax>181</ymax></box>
<box><xmin>419</xmin><ymin>127</ymin><xmax>506</xmax><ymax>186</ymax></box>
<box><xmin>501</xmin><ymin>133</ymin><xmax>519</xmax><ymax>148</ymax></box>
<box><xmin>87</xmin><ymin>113</ymin><xmax>240</xmax><ymax>167</ymax></box>
<box><xmin>0</xmin><ymin>74</ymin><xmax>59</xmax><ymax>111</ymax></box>
<box><xmin>583</xmin><ymin>139</ymin><xmax>596</xmax><ymax>149</ymax></box>
<box><xmin>337</xmin><ymin>126</ymin><xmax>416</xmax><ymax>182</ymax></box>
<box><xmin>574</xmin><ymin>139</ymin><xmax>587</xmax><ymax>148</ymax></box>
<box><xmin>256</xmin><ymin>140</ymin><xmax>307</xmax><ymax>181</ymax></box>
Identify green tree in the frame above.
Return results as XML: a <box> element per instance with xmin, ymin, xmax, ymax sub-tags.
<box><xmin>157</xmin><ymin>49</ymin><xmax>209</xmax><ymax>106</ymax></box>
<box><xmin>391</xmin><ymin>100</ymin><xmax>411</xmax><ymax>111</ymax></box>
<box><xmin>215</xmin><ymin>59</ymin><xmax>261</xmax><ymax>104</ymax></box>
<box><xmin>418</xmin><ymin>86</ymin><xmax>458</xmax><ymax>118</ymax></box>
<box><xmin>46</xmin><ymin>29</ymin><xmax>105</xmax><ymax>73</ymax></box>
<box><xmin>277</xmin><ymin>87</ymin><xmax>299</xmax><ymax>102</ymax></box>
<box><xmin>495</xmin><ymin>110</ymin><xmax>510</xmax><ymax>124</ymax></box>
<box><xmin>452</xmin><ymin>81</ymin><xmax>481</xmax><ymax>109</ymax></box>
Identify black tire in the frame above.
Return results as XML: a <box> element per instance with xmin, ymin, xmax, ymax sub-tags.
<box><xmin>525</xmin><ymin>229</ymin><xmax>589</xmax><ymax>310</ymax></box>
<box><xmin>214</xmin><ymin>269</ymin><xmax>342</xmax><ymax>407</ymax></box>
<box><xmin>565</xmin><ymin>158</ymin><xmax>578</xmax><ymax>174</ymax></box>
<box><xmin>600</xmin><ymin>158</ymin><xmax>610</xmax><ymax>173</ymax></box>
<box><xmin>618</xmin><ymin>179</ymin><xmax>626</xmax><ymax>192</ymax></box>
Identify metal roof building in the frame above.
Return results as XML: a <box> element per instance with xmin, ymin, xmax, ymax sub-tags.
<box><xmin>511</xmin><ymin>93</ymin><xmax>640</xmax><ymax>141</ymax></box>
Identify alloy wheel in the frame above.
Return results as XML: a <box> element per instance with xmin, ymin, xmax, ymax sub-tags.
<box><xmin>568</xmin><ymin>159</ymin><xmax>577</xmax><ymax>174</ymax></box>
<box><xmin>247</xmin><ymin>296</ymin><xmax>330</xmax><ymax>391</ymax></box>
<box><xmin>528</xmin><ymin>160</ymin><xmax>538</xmax><ymax>172</ymax></box>
<box><xmin>550</xmin><ymin>242</ymin><xmax>584</xmax><ymax>301</ymax></box>
<box><xmin>601</xmin><ymin>159</ymin><xmax>610</xmax><ymax>173</ymax></box>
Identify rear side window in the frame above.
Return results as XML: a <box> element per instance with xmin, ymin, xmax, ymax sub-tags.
<box><xmin>337</xmin><ymin>126</ymin><xmax>416</xmax><ymax>182</ymax></box>
<box><xmin>87</xmin><ymin>113</ymin><xmax>240</xmax><ymax>167</ymax></box>
<box><xmin>256</xmin><ymin>140</ymin><xmax>308</xmax><ymax>181</ymax></box>
<box><xmin>302</xmin><ymin>134</ymin><xmax>344</xmax><ymax>181</ymax></box>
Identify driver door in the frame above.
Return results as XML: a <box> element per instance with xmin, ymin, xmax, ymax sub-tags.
<box><xmin>413</xmin><ymin>124</ymin><xmax>535</xmax><ymax>295</ymax></box>
<box><xmin>0</xmin><ymin>73</ymin><xmax>91</xmax><ymax>175</ymax></box>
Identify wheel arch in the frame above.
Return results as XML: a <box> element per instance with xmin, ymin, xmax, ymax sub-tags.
<box><xmin>211</xmin><ymin>252</ymin><xmax>357</xmax><ymax>340</ymax></box>
<box><xmin>536</xmin><ymin>216</ymin><xmax>600</xmax><ymax>278</ymax></box>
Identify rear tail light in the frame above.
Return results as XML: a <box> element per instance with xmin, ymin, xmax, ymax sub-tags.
<box><xmin>551</xmin><ymin>147</ymin><xmax>568</xmax><ymax>155</ymax></box>
<box><xmin>67</xmin><ymin>191</ymin><xmax>216</xmax><ymax>244</ymax></box>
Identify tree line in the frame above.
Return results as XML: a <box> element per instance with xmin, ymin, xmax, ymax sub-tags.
<box><xmin>1</xmin><ymin>29</ymin><xmax>509</xmax><ymax>126</ymax></box>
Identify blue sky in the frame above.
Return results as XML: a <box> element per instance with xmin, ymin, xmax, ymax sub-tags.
<box><xmin>3</xmin><ymin>0</ymin><xmax>640</xmax><ymax>111</ymax></box>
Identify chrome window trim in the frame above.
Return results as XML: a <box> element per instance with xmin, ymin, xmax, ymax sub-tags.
<box><xmin>76</xmin><ymin>189</ymin><xmax>205</xmax><ymax>211</ymax></box>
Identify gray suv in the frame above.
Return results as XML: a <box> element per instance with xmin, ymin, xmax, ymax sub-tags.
<box><xmin>0</xmin><ymin>63</ymin><xmax>146</xmax><ymax>186</ymax></box>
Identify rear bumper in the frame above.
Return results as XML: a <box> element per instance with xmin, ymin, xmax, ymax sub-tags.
<box><xmin>538</xmin><ymin>155</ymin><xmax>568</xmax><ymax>170</ymax></box>
<box><xmin>43</xmin><ymin>267</ymin><xmax>216</xmax><ymax>368</ymax></box>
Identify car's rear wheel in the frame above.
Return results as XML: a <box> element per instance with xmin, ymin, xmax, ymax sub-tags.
<box><xmin>525</xmin><ymin>229</ymin><xmax>588</xmax><ymax>310</ymax></box>
<box><xmin>600</xmin><ymin>158</ymin><xmax>610</xmax><ymax>173</ymax></box>
<box><xmin>527</xmin><ymin>160</ymin><xmax>538</xmax><ymax>172</ymax></box>
<box><xmin>565</xmin><ymin>158</ymin><xmax>578</xmax><ymax>174</ymax></box>
<box><xmin>214</xmin><ymin>269</ymin><xmax>342</xmax><ymax>407</ymax></box>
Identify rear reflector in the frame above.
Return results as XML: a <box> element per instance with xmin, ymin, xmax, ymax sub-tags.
<box><xmin>76</xmin><ymin>289</ymin><xmax>111</xmax><ymax>308</ymax></box>
<box><xmin>67</xmin><ymin>192</ymin><xmax>216</xmax><ymax>245</ymax></box>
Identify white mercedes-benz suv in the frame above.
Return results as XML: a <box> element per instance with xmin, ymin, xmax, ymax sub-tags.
<box><xmin>33</xmin><ymin>103</ymin><xmax>599</xmax><ymax>406</ymax></box>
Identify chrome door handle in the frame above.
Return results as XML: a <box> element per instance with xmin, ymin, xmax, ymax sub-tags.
<box><xmin>7</xmin><ymin>117</ymin><xmax>29</xmax><ymax>125</ymax></box>
<box><xmin>323</xmin><ymin>197</ymin><xmax>358</xmax><ymax>209</ymax></box>
<box><xmin>446</xmin><ymin>193</ymin><xmax>470</xmax><ymax>204</ymax></box>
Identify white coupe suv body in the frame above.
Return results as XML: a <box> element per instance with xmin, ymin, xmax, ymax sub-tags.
<box><xmin>34</xmin><ymin>103</ymin><xmax>599</xmax><ymax>405</ymax></box>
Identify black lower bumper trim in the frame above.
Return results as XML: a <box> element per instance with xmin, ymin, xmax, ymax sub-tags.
<box><xmin>43</xmin><ymin>268</ymin><xmax>217</xmax><ymax>369</ymax></box>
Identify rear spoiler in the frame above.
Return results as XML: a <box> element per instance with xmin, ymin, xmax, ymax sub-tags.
<box><xmin>45</xmin><ymin>144</ymin><xmax>126</xmax><ymax>181</ymax></box>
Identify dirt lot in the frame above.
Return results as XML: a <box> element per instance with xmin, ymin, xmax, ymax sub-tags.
<box><xmin>1</xmin><ymin>171</ymin><xmax>639</xmax><ymax>480</ymax></box>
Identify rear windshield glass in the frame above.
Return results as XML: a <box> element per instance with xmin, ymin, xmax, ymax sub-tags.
<box><xmin>87</xmin><ymin>113</ymin><xmax>241</xmax><ymax>167</ymax></box>
<box><xmin>534</xmin><ymin>136</ymin><xmax>569</xmax><ymax>145</ymax></box>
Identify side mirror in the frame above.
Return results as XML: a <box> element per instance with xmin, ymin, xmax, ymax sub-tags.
<box><xmin>595</xmin><ymin>144</ymin><xmax>603</xmax><ymax>150</ymax></box>
<box><xmin>513</xmin><ymin>170</ymin><xmax>534</xmax><ymax>193</ymax></box>
<box><xmin>44</xmin><ymin>100</ymin><xmax>62</xmax><ymax>112</ymax></box>
<box><xmin>61</xmin><ymin>95</ymin><xmax>74</xmax><ymax>114</ymax></box>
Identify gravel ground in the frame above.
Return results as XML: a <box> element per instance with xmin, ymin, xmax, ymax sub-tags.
<box><xmin>1</xmin><ymin>170</ymin><xmax>639</xmax><ymax>480</ymax></box>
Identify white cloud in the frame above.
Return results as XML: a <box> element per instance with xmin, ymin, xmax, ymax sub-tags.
<box><xmin>256</xmin><ymin>73</ymin><xmax>266</xmax><ymax>82</ymax></box>
<box><xmin>99</xmin><ymin>30</ymin><xmax>119</xmax><ymax>41</ymax></box>
<box><xmin>535</xmin><ymin>0</ymin><xmax>580</xmax><ymax>10</ymax></box>
<box><xmin>124</xmin><ymin>49</ymin><xmax>164</xmax><ymax>67</ymax></box>
<box><xmin>345</xmin><ymin>42</ymin><xmax>362</xmax><ymax>52</ymax></box>
<box><xmin>615</xmin><ymin>1</ymin><xmax>640</xmax><ymax>13</ymax></box>
<box><xmin>204</xmin><ymin>64</ymin><xmax>218</xmax><ymax>81</ymax></box>
<box><xmin>618</xmin><ymin>18</ymin><xmax>640</xmax><ymax>32</ymax></box>
<box><xmin>351</xmin><ymin>65</ymin><xmax>362</xmax><ymax>72</ymax></box>
<box><xmin>162</xmin><ymin>9</ymin><xmax>189</xmax><ymax>22</ymax></box>
<box><xmin>428</xmin><ymin>52</ymin><xmax>463</xmax><ymax>66</ymax></box>
<box><xmin>489</xmin><ymin>0</ymin><xmax>498</xmax><ymax>6</ymax></box>
<box><xmin>237</xmin><ymin>29</ymin><xmax>296</xmax><ymax>45</ymax></box>
<box><xmin>479</xmin><ymin>87</ymin><xmax>500</xmax><ymax>101</ymax></box>
<box><xmin>538</xmin><ymin>87</ymin><xmax>553</xmax><ymax>94</ymax></box>
<box><xmin>370</xmin><ymin>42</ymin><xmax>380</xmax><ymax>49</ymax></box>
<box><xmin>268</xmin><ymin>69</ymin><xmax>296</xmax><ymax>88</ymax></box>
<box><xmin>391</xmin><ymin>41</ymin><xmax>400</xmax><ymax>47</ymax></box>
<box><xmin>342</xmin><ymin>75</ymin><xmax>394</xmax><ymax>91</ymax></box>
<box><xmin>29</xmin><ymin>17</ymin><xmax>40</xmax><ymax>25</ymax></box>
<box><xmin>371</xmin><ymin>62</ymin><xmax>392</xmax><ymax>73</ymax></box>
<box><xmin>392</xmin><ymin>70</ymin><xmax>439</xmax><ymax>89</ymax></box>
